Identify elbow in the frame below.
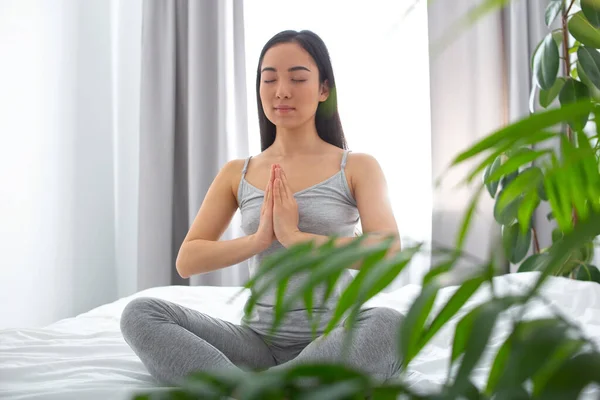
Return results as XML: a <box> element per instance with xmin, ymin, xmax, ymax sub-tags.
<box><xmin>175</xmin><ymin>244</ymin><xmax>192</xmax><ymax>279</ymax></box>
<box><xmin>175</xmin><ymin>258</ymin><xmax>189</xmax><ymax>279</ymax></box>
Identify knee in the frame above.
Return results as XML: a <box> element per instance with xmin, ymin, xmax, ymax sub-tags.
<box><xmin>364</xmin><ymin>307</ymin><xmax>405</xmax><ymax>334</ymax></box>
<box><xmin>363</xmin><ymin>307</ymin><xmax>405</xmax><ymax>380</ymax></box>
<box><xmin>120</xmin><ymin>297</ymin><xmax>165</xmax><ymax>343</ymax></box>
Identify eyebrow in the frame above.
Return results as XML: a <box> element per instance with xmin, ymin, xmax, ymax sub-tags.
<box><xmin>261</xmin><ymin>66</ymin><xmax>311</xmax><ymax>73</ymax></box>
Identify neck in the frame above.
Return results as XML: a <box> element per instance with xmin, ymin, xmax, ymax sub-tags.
<box><xmin>270</xmin><ymin>120</ymin><xmax>323</xmax><ymax>156</ymax></box>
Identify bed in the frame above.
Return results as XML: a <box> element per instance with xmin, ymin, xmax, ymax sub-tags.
<box><xmin>2</xmin><ymin>272</ymin><xmax>600</xmax><ymax>400</ymax></box>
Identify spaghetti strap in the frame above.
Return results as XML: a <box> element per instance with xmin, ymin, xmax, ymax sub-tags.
<box><xmin>241</xmin><ymin>156</ymin><xmax>252</xmax><ymax>178</ymax></box>
<box><xmin>340</xmin><ymin>150</ymin><xmax>351</xmax><ymax>169</ymax></box>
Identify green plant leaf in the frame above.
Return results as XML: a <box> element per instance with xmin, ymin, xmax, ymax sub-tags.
<box><xmin>531</xmin><ymin>29</ymin><xmax>563</xmax><ymax>71</ymax></box>
<box><xmin>485</xmin><ymin>336</ymin><xmax>512</xmax><ymax>395</ymax></box>
<box><xmin>462</xmin><ymin>131</ymin><xmax>558</xmax><ymax>186</ymax></box>
<box><xmin>582</xmin><ymin>0</ymin><xmax>600</xmax><ymax>28</ymax></box>
<box><xmin>493</xmin><ymin>387</ymin><xmax>530</xmax><ymax>400</ymax></box>
<box><xmin>495</xmin><ymin>167</ymin><xmax>544</xmax><ymax>226</ymax></box>
<box><xmin>284</xmin><ymin>362</ymin><xmax>370</xmax><ymax>383</ymax></box>
<box><xmin>576</xmin><ymin>131</ymin><xmax>600</xmax><ymax>209</ymax></box>
<box><xmin>518</xmin><ymin>190</ymin><xmax>541</xmax><ymax>231</ymax></box>
<box><xmin>546</xmin><ymin>0</ymin><xmax>563</xmax><ymax>27</ymax></box>
<box><xmin>544</xmin><ymin>163</ymin><xmax>574</xmax><ymax>232</ymax></box>
<box><xmin>272</xmin><ymin>238</ymin><xmax>391</xmax><ymax>335</ymax></box>
<box><xmin>569</xmin><ymin>11</ymin><xmax>600</xmax><ymax>49</ymax></box>
<box><xmin>494</xmin><ymin>189</ymin><xmax>521</xmax><ymax>225</ymax></box>
<box><xmin>533</xmin><ymin>33</ymin><xmax>560</xmax><ymax>90</ymax></box>
<box><xmin>457</xmin><ymin>185</ymin><xmax>485</xmax><ymax>250</ymax></box>
<box><xmin>418</xmin><ymin>275</ymin><xmax>486</xmax><ymax>354</ymax></box>
<box><xmin>233</xmin><ymin>372</ymin><xmax>287</xmax><ymax>400</ymax></box>
<box><xmin>511</xmin><ymin>320</ymin><xmax>569</xmax><ymax>383</ymax></box>
<box><xmin>577</xmin><ymin>60</ymin><xmax>600</xmax><ymax>99</ymax></box>
<box><xmin>502</xmin><ymin>223</ymin><xmax>532</xmax><ymax>264</ymax></box>
<box><xmin>577</xmin><ymin>46</ymin><xmax>600</xmax><ymax>89</ymax></box>
<box><xmin>451</xmin><ymin>300</ymin><xmax>509</xmax><ymax>394</ymax></box>
<box><xmin>538</xmin><ymin>176</ymin><xmax>549</xmax><ymax>201</ymax></box>
<box><xmin>531</xmin><ymin>340</ymin><xmax>587</xmax><ymax>397</ymax></box>
<box><xmin>576</xmin><ymin>263</ymin><xmax>593</xmax><ymax>280</ymax></box>
<box><xmin>589</xmin><ymin>265</ymin><xmax>600</xmax><ymax>283</ymax></box>
<box><xmin>486</xmin><ymin>150</ymin><xmax>549</xmax><ymax>183</ymax></box>
<box><xmin>422</xmin><ymin>256</ymin><xmax>456</xmax><ymax>285</ymax></box>
<box><xmin>526</xmin><ymin>211</ymin><xmax>600</xmax><ymax>301</ymax></box>
<box><xmin>400</xmin><ymin>284</ymin><xmax>439</xmax><ymax>368</ymax></box>
<box><xmin>500</xmin><ymin>169</ymin><xmax>519</xmax><ymax>190</ymax></box>
<box><xmin>323</xmin><ymin>243</ymin><xmax>418</xmax><ymax>335</ymax></box>
<box><xmin>561</xmin><ymin>136</ymin><xmax>592</xmax><ymax>220</ymax></box>
<box><xmin>538</xmin><ymin>352</ymin><xmax>600</xmax><ymax>399</ymax></box>
<box><xmin>553</xmin><ymin>27</ymin><xmax>564</xmax><ymax>46</ymax></box>
<box><xmin>559</xmin><ymin>78</ymin><xmax>590</xmax><ymax>131</ymax></box>
<box><xmin>483</xmin><ymin>155</ymin><xmax>502</xmax><ymax>198</ymax></box>
<box><xmin>370</xmin><ymin>382</ymin><xmax>422</xmax><ymax>399</ymax></box>
<box><xmin>518</xmin><ymin>253</ymin><xmax>547</xmax><ymax>272</ymax></box>
<box><xmin>539</xmin><ymin>77</ymin><xmax>566</xmax><ymax>108</ymax></box>
<box><xmin>571</xmin><ymin>67</ymin><xmax>579</xmax><ymax>79</ymax></box>
<box><xmin>571</xmin><ymin>40</ymin><xmax>581</xmax><ymax>52</ymax></box>
<box><xmin>322</xmin><ymin>241</ymin><xmax>389</xmax><ymax>330</ymax></box>
<box><xmin>358</xmin><ymin>245</ymin><xmax>420</xmax><ymax>302</ymax></box>
<box><xmin>294</xmin><ymin>379</ymin><xmax>366</xmax><ymax>400</ymax></box>
<box><xmin>451</xmin><ymin>101</ymin><xmax>592</xmax><ymax>166</ymax></box>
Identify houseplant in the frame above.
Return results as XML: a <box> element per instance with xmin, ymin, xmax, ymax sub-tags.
<box><xmin>480</xmin><ymin>0</ymin><xmax>600</xmax><ymax>282</ymax></box>
<box><xmin>131</xmin><ymin>0</ymin><xmax>600</xmax><ymax>398</ymax></box>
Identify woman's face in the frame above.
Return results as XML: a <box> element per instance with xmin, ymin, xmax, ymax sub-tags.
<box><xmin>259</xmin><ymin>42</ymin><xmax>329</xmax><ymax>130</ymax></box>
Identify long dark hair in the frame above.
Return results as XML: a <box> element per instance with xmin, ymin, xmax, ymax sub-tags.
<box><xmin>256</xmin><ymin>30</ymin><xmax>347</xmax><ymax>152</ymax></box>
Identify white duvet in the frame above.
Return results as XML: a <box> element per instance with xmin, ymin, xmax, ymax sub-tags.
<box><xmin>1</xmin><ymin>272</ymin><xmax>600</xmax><ymax>400</ymax></box>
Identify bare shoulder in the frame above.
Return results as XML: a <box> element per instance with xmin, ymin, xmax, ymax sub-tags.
<box><xmin>346</xmin><ymin>152</ymin><xmax>381</xmax><ymax>169</ymax></box>
<box><xmin>346</xmin><ymin>152</ymin><xmax>384</xmax><ymax>187</ymax></box>
<box><xmin>222</xmin><ymin>158</ymin><xmax>248</xmax><ymax>201</ymax></box>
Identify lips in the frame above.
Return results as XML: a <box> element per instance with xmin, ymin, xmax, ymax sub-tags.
<box><xmin>274</xmin><ymin>106</ymin><xmax>295</xmax><ymax>110</ymax></box>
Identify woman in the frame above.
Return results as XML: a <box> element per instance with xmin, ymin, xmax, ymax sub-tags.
<box><xmin>120</xmin><ymin>29</ymin><xmax>404</xmax><ymax>387</ymax></box>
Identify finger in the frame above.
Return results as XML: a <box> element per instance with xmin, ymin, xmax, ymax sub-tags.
<box><xmin>276</xmin><ymin>168</ymin><xmax>288</xmax><ymax>201</ymax></box>
<box><xmin>269</xmin><ymin>164</ymin><xmax>275</xmax><ymax>185</ymax></box>
<box><xmin>265</xmin><ymin>181</ymin><xmax>273</xmax><ymax>213</ymax></box>
<box><xmin>279</xmin><ymin>168</ymin><xmax>294</xmax><ymax>199</ymax></box>
<box><xmin>261</xmin><ymin>183</ymin><xmax>268</xmax><ymax>212</ymax></box>
<box><xmin>274</xmin><ymin>178</ymin><xmax>283</xmax><ymax>205</ymax></box>
<box><xmin>265</xmin><ymin>180</ymin><xmax>271</xmax><ymax>201</ymax></box>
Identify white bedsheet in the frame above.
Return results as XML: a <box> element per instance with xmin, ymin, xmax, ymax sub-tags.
<box><xmin>1</xmin><ymin>272</ymin><xmax>600</xmax><ymax>400</ymax></box>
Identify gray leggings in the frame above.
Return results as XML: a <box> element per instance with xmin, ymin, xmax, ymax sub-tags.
<box><xmin>120</xmin><ymin>297</ymin><xmax>404</xmax><ymax>386</ymax></box>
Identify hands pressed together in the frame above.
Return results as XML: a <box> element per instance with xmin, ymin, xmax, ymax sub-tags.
<box><xmin>254</xmin><ymin>164</ymin><xmax>301</xmax><ymax>251</ymax></box>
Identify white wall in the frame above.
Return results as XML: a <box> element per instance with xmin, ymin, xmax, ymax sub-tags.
<box><xmin>0</xmin><ymin>0</ymin><xmax>140</xmax><ymax>329</ymax></box>
<box><xmin>243</xmin><ymin>0</ymin><xmax>433</xmax><ymax>287</ymax></box>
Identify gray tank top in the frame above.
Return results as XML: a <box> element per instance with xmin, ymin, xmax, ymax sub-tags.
<box><xmin>237</xmin><ymin>150</ymin><xmax>360</xmax><ymax>339</ymax></box>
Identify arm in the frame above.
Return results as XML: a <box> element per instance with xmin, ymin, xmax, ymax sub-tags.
<box><xmin>175</xmin><ymin>160</ymin><xmax>267</xmax><ymax>278</ymax></box>
<box><xmin>279</xmin><ymin>153</ymin><xmax>401</xmax><ymax>269</ymax></box>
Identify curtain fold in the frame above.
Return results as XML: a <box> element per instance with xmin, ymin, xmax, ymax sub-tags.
<box><xmin>427</xmin><ymin>0</ymin><xmax>554</xmax><ymax>274</ymax></box>
<box><xmin>137</xmin><ymin>0</ymin><xmax>249</xmax><ymax>290</ymax></box>
<box><xmin>428</xmin><ymin>0</ymin><xmax>506</xmax><ymax>272</ymax></box>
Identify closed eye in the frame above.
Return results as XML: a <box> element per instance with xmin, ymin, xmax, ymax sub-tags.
<box><xmin>263</xmin><ymin>79</ymin><xmax>307</xmax><ymax>83</ymax></box>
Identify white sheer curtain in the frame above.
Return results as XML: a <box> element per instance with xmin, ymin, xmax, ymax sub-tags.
<box><xmin>243</xmin><ymin>0</ymin><xmax>432</xmax><ymax>288</ymax></box>
<box><xmin>0</xmin><ymin>0</ymin><xmax>134</xmax><ymax>328</ymax></box>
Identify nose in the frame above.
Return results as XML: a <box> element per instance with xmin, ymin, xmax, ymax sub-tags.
<box><xmin>275</xmin><ymin>81</ymin><xmax>291</xmax><ymax>99</ymax></box>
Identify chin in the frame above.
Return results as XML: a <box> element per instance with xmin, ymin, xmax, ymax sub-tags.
<box><xmin>267</xmin><ymin>115</ymin><xmax>300</xmax><ymax>129</ymax></box>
